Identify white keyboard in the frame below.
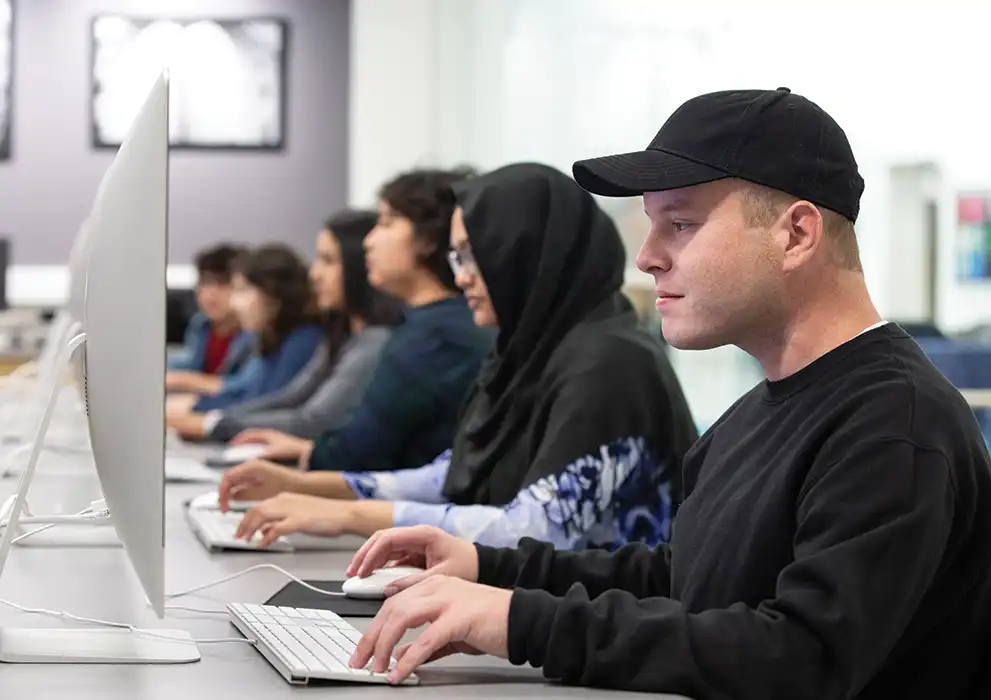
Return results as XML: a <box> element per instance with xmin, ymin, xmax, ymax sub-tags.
<box><xmin>185</xmin><ymin>508</ymin><xmax>293</xmax><ymax>552</ymax></box>
<box><xmin>228</xmin><ymin>603</ymin><xmax>418</xmax><ymax>686</ymax></box>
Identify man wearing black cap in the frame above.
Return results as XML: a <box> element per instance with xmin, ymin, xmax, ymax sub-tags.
<box><xmin>347</xmin><ymin>89</ymin><xmax>991</xmax><ymax>699</ymax></box>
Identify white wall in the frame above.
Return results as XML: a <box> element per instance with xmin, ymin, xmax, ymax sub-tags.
<box><xmin>348</xmin><ymin>0</ymin><xmax>991</xmax><ymax>331</ymax></box>
<box><xmin>4</xmin><ymin>0</ymin><xmax>352</xmax><ymax>306</ymax></box>
<box><xmin>1</xmin><ymin>0</ymin><xmax>350</xmax><ymax>264</ymax></box>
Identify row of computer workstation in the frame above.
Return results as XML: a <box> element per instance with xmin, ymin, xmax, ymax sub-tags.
<box><xmin>0</xmin><ymin>72</ymin><xmax>659</xmax><ymax>699</ymax></box>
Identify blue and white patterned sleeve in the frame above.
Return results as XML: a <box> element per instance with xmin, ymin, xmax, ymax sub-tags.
<box><xmin>393</xmin><ymin>437</ymin><xmax>673</xmax><ymax>550</ymax></box>
<box><xmin>341</xmin><ymin>450</ymin><xmax>451</xmax><ymax>504</ymax></box>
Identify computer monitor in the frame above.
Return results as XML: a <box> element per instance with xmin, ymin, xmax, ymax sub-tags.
<box><xmin>0</xmin><ymin>71</ymin><xmax>199</xmax><ymax>664</ymax></box>
<box><xmin>0</xmin><ymin>196</ymin><xmax>92</xmax><ymax>447</ymax></box>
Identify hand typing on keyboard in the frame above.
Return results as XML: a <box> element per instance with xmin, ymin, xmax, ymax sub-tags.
<box><xmin>349</xmin><ymin>575</ymin><xmax>511</xmax><ymax>685</ymax></box>
<box><xmin>228</xmin><ymin>603</ymin><xmax>418</xmax><ymax>685</ymax></box>
<box><xmin>234</xmin><ymin>493</ymin><xmax>358</xmax><ymax>546</ymax></box>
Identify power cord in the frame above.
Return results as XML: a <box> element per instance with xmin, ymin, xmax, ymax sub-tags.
<box><xmin>165</xmin><ymin>563</ymin><xmax>347</xmax><ymax>601</ymax></box>
<box><xmin>9</xmin><ymin>506</ymin><xmax>99</xmax><ymax>545</ymax></box>
<box><xmin>0</xmin><ymin>598</ymin><xmax>254</xmax><ymax>646</ymax></box>
<box><xmin>0</xmin><ymin>500</ymin><xmax>261</xmax><ymax>647</ymax></box>
<box><xmin>0</xmin><ymin>498</ymin><xmax>111</xmax><ymax>546</ymax></box>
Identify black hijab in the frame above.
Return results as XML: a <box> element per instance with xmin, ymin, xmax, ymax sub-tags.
<box><xmin>442</xmin><ymin>163</ymin><xmax>632</xmax><ymax>504</ymax></box>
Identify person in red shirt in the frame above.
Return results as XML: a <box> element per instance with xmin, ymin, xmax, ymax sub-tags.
<box><xmin>167</xmin><ymin>245</ymin><xmax>252</xmax><ymax>394</ymax></box>
<box><xmin>201</xmin><ymin>323</ymin><xmax>232</xmax><ymax>375</ymax></box>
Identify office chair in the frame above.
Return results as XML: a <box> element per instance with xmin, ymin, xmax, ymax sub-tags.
<box><xmin>165</xmin><ymin>288</ymin><xmax>197</xmax><ymax>345</ymax></box>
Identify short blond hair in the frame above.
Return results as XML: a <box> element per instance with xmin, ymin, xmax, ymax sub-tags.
<box><xmin>741</xmin><ymin>184</ymin><xmax>862</xmax><ymax>271</ymax></box>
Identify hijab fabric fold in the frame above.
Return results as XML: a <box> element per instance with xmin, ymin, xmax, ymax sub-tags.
<box><xmin>443</xmin><ymin>163</ymin><xmax>630</xmax><ymax>504</ymax></box>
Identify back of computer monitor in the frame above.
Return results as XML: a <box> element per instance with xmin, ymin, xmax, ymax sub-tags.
<box><xmin>78</xmin><ymin>71</ymin><xmax>169</xmax><ymax>616</ymax></box>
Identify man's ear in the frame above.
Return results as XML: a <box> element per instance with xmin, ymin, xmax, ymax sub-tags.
<box><xmin>780</xmin><ymin>201</ymin><xmax>823</xmax><ymax>272</ymax></box>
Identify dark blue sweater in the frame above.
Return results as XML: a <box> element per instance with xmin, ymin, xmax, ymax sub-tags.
<box><xmin>308</xmin><ymin>297</ymin><xmax>493</xmax><ymax>472</ymax></box>
<box><xmin>193</xmin><ymin>324</ymin><xmax>323</xmax><ymax>412</ymax></box>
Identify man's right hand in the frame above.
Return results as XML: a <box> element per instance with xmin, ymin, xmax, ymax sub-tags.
<box><xmin>229</xmin><ymin>429</ymin><xmax>312</xmax><ymax>463</ymax></box>
<box><xmin>346</xmin><ymin>525</ymin><xmax>479</xmax><ymax>593</ymax></box>
<box><xmin>217</xmin><ymin>459</ymin><xmax>305</xmax><ymax>511</ymax></box>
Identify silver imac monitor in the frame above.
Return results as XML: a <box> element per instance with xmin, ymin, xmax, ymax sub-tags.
<box><xmin>0</xmin><ymin>70</ymin><xmax>199</xmax><ymax>664</ymax></box>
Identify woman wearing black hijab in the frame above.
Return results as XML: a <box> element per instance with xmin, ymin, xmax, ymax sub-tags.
<box><xmin>221</xmin><ymin>163</ymin><xmax>698</xmax><ymax>551</ymax></box>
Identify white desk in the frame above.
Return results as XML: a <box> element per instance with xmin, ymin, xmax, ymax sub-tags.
<box><xmin>0</xmin><ymin>449</ymin><xmax>691</xmax><ymax>700</ymax></box>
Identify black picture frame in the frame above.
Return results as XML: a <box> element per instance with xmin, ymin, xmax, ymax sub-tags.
<box><xmin>0</xmin><ymin>0</ymin><xmax>13</xmax><ymax>161</ymax></box>
<box><xmin>89</xmin><ymin>14</ymin><xmax>289</xmax><ymax>151</ymax></box>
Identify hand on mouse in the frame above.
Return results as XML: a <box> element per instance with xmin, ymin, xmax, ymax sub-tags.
<box><xmin>346</xmin><ymin>525</ymin><xmax>479</xmax><ymax>592</ymax></box>
<box><xmin>349</xmin><ymin>576</ymin><xmax>510</xmax><ymax>684</ymax></box>
<box><xmin>218</xmin><ymin>459</ymin><xmax>303</xmax><ymax>511</ymax></box>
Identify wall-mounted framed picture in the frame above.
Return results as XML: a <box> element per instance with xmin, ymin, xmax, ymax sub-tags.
<box><xmin>956</xmin><ymin>193</ymin><xmax>991</xmax><ymax>282</ymax></box>
<box><xmin>0</xmin><ymin>0</ymin><xmax>13</xmax><ymax>161</ymax></box>
<box><xmin>90</xmin><ymin>15</ymin><xmax>288</xmax><ymax>150</ymax></box>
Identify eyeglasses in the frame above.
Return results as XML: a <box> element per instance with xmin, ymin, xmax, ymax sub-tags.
<box><xmin>447</xmin><ymin>244</ymin><xmax>478</xmax><ymax>277</ymax></box>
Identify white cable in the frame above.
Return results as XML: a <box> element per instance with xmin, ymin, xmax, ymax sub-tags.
<box><xmin>11</xmin><ymin>523</ymin><xmax>58</xmax><ymax>544</ymax></box>
<box><xmin>11</xmin><ymin>506</ymin><xmax>94</xmax><ymax>544</ymax></box>
<box><xmin>0</xmin><ymin>508</ymin><xmax>109</xmax><ymax>528</ymax></box>
<box><xmin>0</xmin><ymin>598</ymin><xmax>255</xmax><ymax>646</ymax></box>
<box><xmin>2</xmin><ymin>513</ymin><xmax>108</xmax><ymax>526</ymax></box>
<box><xmin>164</xmin><ymin>604</ymin><xmax>229</xmax><ymax>615</ymax></box>
<box><xmin>0</xmin><ymin>500</ymin><xmax>250</xmax><ymax>646</ymax></box>
<box><xmin>165</xmin><ymin>563</ymin><xmax>346</xmax><ymax>600</ymax></box>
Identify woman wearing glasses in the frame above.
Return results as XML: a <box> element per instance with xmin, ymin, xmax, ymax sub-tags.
<box><xmin>225</xmin><ymin>167</ymin><xmax>493</xmax><ymax>473</ymax></box>
<box><xmin>220</xmin><ymin>163</ymin><xmax>698</xmax><ymax>552</ymax></box>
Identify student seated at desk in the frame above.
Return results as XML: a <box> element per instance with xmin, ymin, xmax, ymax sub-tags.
<box><xmin>170</xmin><ymin>210</ymin><xmax>401</xmax><ymax>442</ymax></box>
<box><xmin>171</xmin><ymin>245</ymin><xmax>324</xmax><ymax>417</ymax></box>
<box><xmin>337</xmin><ymin>89</ymin><xmax>991</xmax><ymax>698</ymax></box>
<box><xmin>221</xmin><ymin>168</ymin><xmax>493</xmax><ymax>471</ymax></box>
<box><xmin>217</xmin><ymin>163</ymin><xmax>698</xmax><ymax>551</ymax></box>
<box><xmin>166</xmin><ymin>244</ymin><xmax>254</xmax><ymax>393</ymax></box>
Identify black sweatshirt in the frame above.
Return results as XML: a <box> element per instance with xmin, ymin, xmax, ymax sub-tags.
<box><xmin>477</xmin><ymin>324</ymin><xmax>991</xmax><ymax>700</ymax></box>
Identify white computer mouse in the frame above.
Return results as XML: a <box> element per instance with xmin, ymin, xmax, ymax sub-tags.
<box><xmin>222</xmin><ymin>444</ymin><xmax>267</xmax><ymax>463</ymax></box>
<box><xmin>188</xmin><ymin>491</ymin><xmax>257</xmax><ymax>512</ymax></box>
<box><xmin>341</xmin><ymin>566</ymin><xmax>424</xmax><ymax>600</ymax></box>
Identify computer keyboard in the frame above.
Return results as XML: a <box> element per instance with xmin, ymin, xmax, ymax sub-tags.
<box><xmin>228</xmin><ymin>603</ymin><xmax>418</xmax><ymax>686</ymax></box>
<box><xmin>185</xmin><ymin>508</ymin><xmax>293</xmax><ymax>552</ymax></box>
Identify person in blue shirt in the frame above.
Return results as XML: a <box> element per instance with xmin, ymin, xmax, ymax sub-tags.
<box><xmin>170</xmin><ymin>244</ymin><xmax>324</xmax><ymax>417</ymax></box>
<box><xmin>219</xmin><ymin>167</ymin><xmax>494</xmax><ymax>473</ymax></box>
<box><xmin>169</xmin><ymin>209</ymin><xmax>403</xmax><ymax>442</ymax></box>
<box><xmin>217</xmin><ymin>163</ymin><xmax>698</xmax><ymax>552</ymax></box>
<box><xmin>167</xmin><ymin>244</ymin><xmax>254</xmax><ymax>394</ymax></box>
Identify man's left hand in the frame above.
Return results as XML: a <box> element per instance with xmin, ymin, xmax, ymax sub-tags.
<box><xmin>349</xmin><ymin>575</ymin><xmax>511</xmax><ymax>684</ymax></box>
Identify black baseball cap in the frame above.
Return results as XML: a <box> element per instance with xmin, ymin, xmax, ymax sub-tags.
<box><xmin>572</xmin><ymin>87</ymin><xmax>865</xmax><ymax>223</ymax></box>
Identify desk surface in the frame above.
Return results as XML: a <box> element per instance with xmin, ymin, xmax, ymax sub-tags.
<box><xmin>0</xmin><ymin>449</ymin><xmax>688</xmax><ymax>700</ymax></box>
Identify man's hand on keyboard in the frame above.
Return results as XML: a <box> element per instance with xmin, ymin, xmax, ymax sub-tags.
<box><xmin>218</xmin><ymin>460</ymin><xmax>304</xmax><ymax>511</ymax></box>
<box><xmin>346</xmin><ymin>525</ymin><xmax>479</xmax><ymax>591</ymax></box>
<box><xmin>236</xmin><ymin>492</ymin><xmax>355</xmax><ymax>546</ymax></box>
<box><xmin>349</xmin><ymin>575</ymin><xmax>510</xmax><ymax>684</ymax></box>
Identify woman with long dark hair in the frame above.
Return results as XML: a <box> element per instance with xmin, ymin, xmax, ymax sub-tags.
<box><xmin>173</xmin><ymin>211</ymin><xmax>402</xmax><ymax>441</ymax></box>
<box><xmin>168</xmin><ymin>244</ymin><xmax>324</xmax><ymax>420</ymax></box>
<box><xmin>215</xmin><ymin>168</ymin><xmax>494</xmax><ymax>472</ymax></box>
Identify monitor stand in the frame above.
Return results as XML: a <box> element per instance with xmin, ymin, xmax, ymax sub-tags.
<box><xmin>0</xmin><ymin>628</ymin><xmax>199</xmax><ymax>664</ymax></box>
<box><xmin>13</xmin><ymin>521</ymin><xmax>121</xmax><ymax>548</ymax></box>
<box><xmin>0</xmin><ymin>331</ymin><xmax>200</xmax><ymax>664</ymax></box>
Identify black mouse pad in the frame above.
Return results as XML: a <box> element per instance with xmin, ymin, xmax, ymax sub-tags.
<box><xmin>263</xmin><ymin>580</ymin><xmax>383</xmax><ymax>617</ymax></box>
